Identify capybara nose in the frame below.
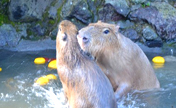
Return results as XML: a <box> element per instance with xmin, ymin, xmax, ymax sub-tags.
<box><xmin>83</xmin><ymin>36</ymin><xmax>89</xmax><ymax>43</ymax></box>
<box><xmin>77</xmin><ymin>34</ymin><xmax>89</xmax><ymax>43</ymax></box>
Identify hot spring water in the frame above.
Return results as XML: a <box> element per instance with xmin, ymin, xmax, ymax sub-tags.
<box><xmin>0</xmin><ymin>49</ymin><xmax>176</xmax><ymax>108</ymax></box>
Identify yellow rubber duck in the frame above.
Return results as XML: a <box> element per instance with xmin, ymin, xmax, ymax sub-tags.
<box><xmin>0</xmin><ymin>67</ymin><xmax>2</xmax><ymax>72</ymax></box>
<box><xmin>46</xmin><ymin>74</ymin><xmax>57</xmax><ymax>80</ymax></box>
<box><xmin>152</xmin><ymin>56</ymin><xmax>165</xmax><ymax>64</ymax></box>
<box><xmin>48</xmin><ymin>60</ymin><xmax>57</xmax><ymax>69</ymax></box>
<box><xmin>34</xmin><ymin>57</ymin><xmax>46</xmax><ymax>64</ymax></box>
<box><xmin>35</xmin><ymin>76</ymin><xmax>49</xmax><ymax>86</ymax></box>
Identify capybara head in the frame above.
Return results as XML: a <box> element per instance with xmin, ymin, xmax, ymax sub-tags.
<box><xmin>77</xmin><ymin>21</ymin><xmax>119</xmax><ymax>57</ymax></box>
<box><xmin>57</xmin><ymin>20</ymin><xmax>78</xmax><ymax>50</ymax></box>
<box><xmin>56</xmin><ymin>20</ymin><xmax>80</xmax><ymax>68</ymax></box>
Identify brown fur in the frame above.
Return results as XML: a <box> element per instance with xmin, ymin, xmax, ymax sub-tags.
<box><xmin>77</xmin><ymin>21</ymin><xmax>160</xmax><ymax>99</ymax></box>
<box><xmin>56</xmin><ymin>20</ymin><xmax>117</xmax><ymax>108</ymax></box>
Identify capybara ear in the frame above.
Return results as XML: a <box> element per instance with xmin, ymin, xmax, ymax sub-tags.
<box><xmin>116</xmin><ymin>25</ymin><xmax>120</xmax><ymax>31</ymax></box>
<box><xmin>114</xmin><ymin>25</ymin><xmax>120</xmax><ymax>35</ymax></box>
<box><xmin>97</xmin><ymin>20</ymin><xmax>102</xmax><ymax>23</ymax></box>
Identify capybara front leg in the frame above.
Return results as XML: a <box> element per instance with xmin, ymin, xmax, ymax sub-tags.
<box><xmin>115</xmin><ymin>82</ymin><xmax>131</xmax><ymax>99</ymax></box>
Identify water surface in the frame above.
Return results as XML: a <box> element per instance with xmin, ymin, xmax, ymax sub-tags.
<box><xmin>0</xmin><ymin>49</ymin><xmax>176</xmax><ymax>108</ymax></box>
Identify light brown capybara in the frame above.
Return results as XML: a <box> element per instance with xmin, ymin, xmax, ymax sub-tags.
<box><xmin>77</xmin><ymin>21</ymin><xmax>160</xmax><ymax>99</ymax></box>
<box><xmin>56</xmin><ymin>20</ymin><xmax>117</xmax><ymax>108</ymax></box>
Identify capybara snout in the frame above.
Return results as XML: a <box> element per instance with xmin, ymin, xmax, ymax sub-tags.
<box><xmin>77</xmin><ymin>26</ymin><xmax>94</xmax><ymax>44</ymax></box>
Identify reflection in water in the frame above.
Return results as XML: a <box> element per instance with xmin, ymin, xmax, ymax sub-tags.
<box><xmin>0</xmin><ymin>49</ymin><xmax>176</xmax><ymax>108</ymax></box>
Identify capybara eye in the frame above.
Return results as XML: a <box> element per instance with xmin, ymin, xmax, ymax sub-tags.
<box><xmin>103</xmin><ymin>29</ymin><xmax>110</xmax><ymax>34</ymax></box>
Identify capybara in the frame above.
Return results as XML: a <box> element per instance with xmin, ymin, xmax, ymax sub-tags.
<box><xmin>77</xmin><ymin>21</ymin><xmax>160</xmax><ymax>98</ymax></box>
<box><xmin>56</xmin><ymin>20</ymin><xmax>117</xmax><ymax>108</ymax></box>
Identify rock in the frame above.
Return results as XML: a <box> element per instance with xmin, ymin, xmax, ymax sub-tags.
<box><xmin>15</xmin><ymin>23</ymin><xmax>28</xmax><ymax>38</ymax></box>
<box><xmin>86</xmin><ymin>0</ymin><xmax>104</xmax><ymax>22</ymax></box>
<box><xmin>0</xmin><ymin>24</ymin><xmax>21</xmax><ymax>47</ymax></box>
<box><xmin>0</xmin><ymin>32</ymin><xmax>6</xmax><ymax>47</ymax></box>
<box><xmin>129</xmin><ymin>2</ymin><xmax>176</xmax><ymax>40</ymax></box>
<box><xmin>9</xmin><ymin>0</ymin><xmax>55</xmax><ymax>22</ymax></box>
<box><xmin>137</xmin><ymin>42</ymin><xmax>162</xmax><ymax>53</ymax></box>
<box><xmin>142</xmin><ymin>26</ymin><xmax>158</xmax><ymax>40</ymax></box>
<box><xmin>121</xmin><ymin>29</ymin><xmax>139</xmax><ymax>42</ymax></box>
<box><xmin>48</xmin><ymin>0</ymin><xmax>65</xmax><ymax>19</ymax></box>
<box><xmin>61</xmin><ymin>0</ymin><xmax>81</xmax><ymax>18</ymax></box>
<box><xmin>145</xmin><ymin>40</ymin><xmax>163</xmax><ymax>48</ymax></box>
<box><xmin>48</xmin><ymin>6</ymin><xmax>58</xmax><ymax>19</ymax></box>
<box><xmin>3</xmin><ymin>38</ymin><xmax>56</xmax><ymax>51</ymax></box>
<box><xmin>131</xmin><ymin>0</ymin><xmax>146</xmax><ymax>4</ymax></box>
<box><xmin>70</xmin><ymin>1</ymin><xmax>92</xmax><ymax>24</ymax></box>
<box><xmin>61</xmin><ymin>0</ymin><xmax>92</xmax><ymax>24</ymax></box>
<box><xmin>98</xmin><ymin>4</ymin><xmax>124</xmax><ymax>22</ymax></box>
<box><xmin>105</xmin><ymin>0</ymin><xmax>130</xmax><ymax>17</ymax></box>
<box><xmin>174</xmin><ymin>2</ymin><xmax>176</xmax><ymax>8</ymax></box>
<box><xmin>31</xmin><ymin>24</ymin><xmax>45</xmax><ymax>36</ymax></box>
<box><xmin>117</xmin><ymin>20</ymin><xmax>134</xmax><ymax>29</ymax></box>
<box><xmin>164</xmin><ymin>56</ymin><xmax>176</xmax><ymax>62</ymax></box>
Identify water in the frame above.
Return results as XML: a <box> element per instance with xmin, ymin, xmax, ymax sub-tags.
<box><xmin>0</xmin><ymin>49</ymin><xmax>176</xmax><ymax>108</ymax></box>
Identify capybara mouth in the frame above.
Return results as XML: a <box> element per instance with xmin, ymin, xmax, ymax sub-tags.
<box><xmin>80</xmin><ymin>49</ymin><xmax>96</xmax><ymax>61</ymax></box>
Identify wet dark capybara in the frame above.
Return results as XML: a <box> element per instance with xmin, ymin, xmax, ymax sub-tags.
<box><xmin>56</xmin><ymin>20</ymin><xmax>117</xmax><ymax>108</ymax></box>
<box><xmin>77</xmin><ymin>21</ymin><xmax>160</xmax><ymax>99</ymax></box>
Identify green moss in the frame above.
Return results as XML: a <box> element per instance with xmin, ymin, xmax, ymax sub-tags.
<box><xmin>0</xmin><ymin>0</ymin><xmax>20</xmax><ymax>27</ymax></box>
<box><xmin>57</xmin><ymin>0</ymin><xmax>67</xmax><ymax>22</ymax></box>
<box><xmin>141</xmin><ymin>1</ymin><xmax>150</xmax><ymax>8</ymax></box>
<box><xmin>2</xmin><ymin>0</ymin><xmax>10</xmax><ymax>4</ymax></box>
<box><xmin>57</xmin><ymin>7</ymin><xmax>62</xmax><ymax>22</ymax></box>
<box><xmin>49</xmin><ymin>20</ymin><xmax>55</xmax><ymax>25</ymax></box>
<box><xmin>0</xmin><ymin>13</ymin><xmax>9</xmax><ymax>26</ymax></box>
<box><xmin>36</xmin><ymin>20</ymin><xmax>42</xmax><ymax>25</ymax></box>
<box><xmin>164</xmin><ymin>42</ymin><xmax>176</xmax><ymax>48</ymax></box>
<box><xmin>27</xmin><ymin>29</ymin><xmax>33</xmax><ymax>36</ymax></box>
<box><xmin>51</xmin><ymin>35</ymin><xmax>56</xmax><ymax>40</ymax></box>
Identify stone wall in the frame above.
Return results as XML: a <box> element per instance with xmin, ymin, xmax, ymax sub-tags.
<box><xmin>1</xmin><ymin>0</ymin><xmax>176</xmax><ymax>49</ymax></box>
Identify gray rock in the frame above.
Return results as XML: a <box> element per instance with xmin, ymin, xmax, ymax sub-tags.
<box><xmin>144</xmin><ymin>40</ymin><xmax>163</xmax><ymax>47</ymax></box>
<box><xmin>117</xmin><ymin>20</ymin><xmax>134</xmax><ymax>29</ymax></box>
<box><xmin>136</xmin><ymin>42</ymin><xmax>162</xmax><ymax>53</ymax></box>
<box><xmin>3</xmin><ymin>38</ymin><xmax>56</xmax><ymax>51</ymax></box>
<box><xmin>105</xmin><ymin>0</ymin><xmax>130</xmax><ymax>17</ymax></box>
<box><xmin>9</xmin><ymin>0</ymin><xmax>55</xmax><ymax>22</ymax></box>
<box><xmin>121</xmin><ymin>29</ymin><xmax>139</xmax><ymax>42</ymax></box>
<box><xmin>0</xmin><ymin>24</ymin><xmax>21</xmax><ymax>47</ymax></box>
<box><xmin>86</xmin><ymin>0</ymin><xmax>104</xmax><ymax>22</ymax></box>
<box><xmin>48</xmin><ymin>0</ymin><xmax>65</xmax><ymax>19</ymax></box>
<box><xmin>129</xmin><ymin>2</ymin><xmax>176</xmax><ymax>40</ymax></box>
<box><xmin>15</xmin><ymin>23</ymin><xmax>28</xmax><ymax>38</ymax></box>
<box><xmin>142</xmin><ymin>26</ymin><xmax>158</xmax><ymax>40</ymax></box>
<box><xmin>0</xmin><ymin>32</ymin><xmax>6</xmax><ymax>47</ymax></box>
<box><xmin>61</xmin><ymin>0</ymin><xmax>92</xmax><ymax>24</ymax></box>
<box><xmin>131</xmin><ymin>0</ymin><xmax>146</xmax><ymax>4</ymax></box>
<box><xmin>98</xmin><ymin>4</ymin><xmax>123</xmax><ymax>22</ymax></box>
<box><xmin>61</xmin><ymin>0</ymin><xmax>81</xmax><ymax>18</ymax></box>
<box><xmin>70</xmin><ymin>1</ymin><xmax>92</xmax><ymax>24</ymax></box>
<box><xmin>31</xmin><ymin>24</ymin><xmax>45</xmax><ymax>36</ymax></box>
<box><xmin>48</xmin><ymin>6</ymin><xmax>58</xmax><ymax>19</ymax></box>
<box><xmin>164</xmin><ymin>55</ymin><xmax>176</xmax><ymax>62</ymax></box>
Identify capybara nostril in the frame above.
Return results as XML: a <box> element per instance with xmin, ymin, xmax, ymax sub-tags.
<box><xmin>83</xmin><ymin>37</ymin><xmax>89</xmax><ymax>43</ymax></box>
<box><xmin>62</xmin><ymin>33</ymin><xmax>67</xmax><ymax>41</ymax></box>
